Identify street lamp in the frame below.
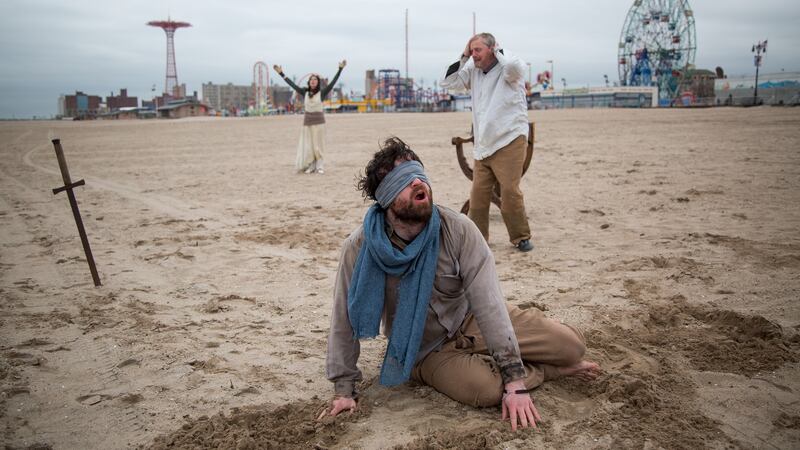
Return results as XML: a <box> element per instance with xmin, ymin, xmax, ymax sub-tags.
<box><xmin>561</xmin><ymin>78</ymin><xmax>567</xmax><ymax>90</ymax></box>
<box><xmin>151</xmin><ymin>84</ymin><xmax>158</xmax><ymax>118</ymax></box>
<box><xmin>751</xmin><ymin>39</ymin><xmax>768</xmax><ymax>105</ymax></box>
<box><xmin>526</xmin><ymin>62</ymin><xmax>532</xmax><ymax>87</ymax></box>
<box><xmin>604</xmin><ymin>74</ymin><xmax>609</xmax><ymax>87</ymax></box>
<box><xmin>546</xmin><ymin>60</ymin><xmax>554</xmax><ymax>90</ymax></box>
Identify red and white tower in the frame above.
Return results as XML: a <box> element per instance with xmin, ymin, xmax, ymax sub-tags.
<box><xmin>147</xmin><ymin>18</ymin><xmax>191</xmax><ymax>96</ymax></box>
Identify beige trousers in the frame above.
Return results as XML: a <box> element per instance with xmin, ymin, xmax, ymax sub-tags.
<box><xmin>468</xmin><ymin>135</ymin><xmax>532</xmax><ymax>244</ymax></box>
<box><xmin>412</xmin><ymin>305</ymin><xmax>586</xmax><ymax>407</ymax></box>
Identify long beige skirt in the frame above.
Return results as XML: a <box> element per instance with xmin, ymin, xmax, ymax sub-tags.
<box><xmin>295</xmin><ymin>124</ymin><xmax>325</xmax><ymax>172</ymax></box>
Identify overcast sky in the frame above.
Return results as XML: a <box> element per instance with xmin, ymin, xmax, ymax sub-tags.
<box><xmin>1</xmin><ymin>0</ymin><xmax>798</xmax><ymax>118</ymax></box>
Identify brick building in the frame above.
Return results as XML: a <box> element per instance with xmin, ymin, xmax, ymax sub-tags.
<box><xmin>157</xmin><ymin>98</ymin><xmax>208</xmax><ymax>118</ymax></box>
<box><xmin>106</xmin><ymin>88</ymin><xmax>138</xmax><ymax>111</ymax></box>
<box><xmin>58</xmin><ymin>91</ymin><xmax>102</xmax><ymax>119</ymax></box>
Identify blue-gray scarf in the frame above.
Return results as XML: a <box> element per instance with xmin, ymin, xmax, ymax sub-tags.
<box><xmin>347</xmin><ymin>202</ymin><xmax>440</xmax><ymax>386</ymax></box>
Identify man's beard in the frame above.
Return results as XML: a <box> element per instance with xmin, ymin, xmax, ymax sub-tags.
<box><xmin>391</xmin><ymin>186</ymin><xmax>433</xmax><ymax>224</ymax></box>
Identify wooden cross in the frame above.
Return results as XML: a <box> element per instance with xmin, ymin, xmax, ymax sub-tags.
<box><xmin>51</xmin><ymin>139</ymin><xmax>101</xmax><ymax>286</ymax></box>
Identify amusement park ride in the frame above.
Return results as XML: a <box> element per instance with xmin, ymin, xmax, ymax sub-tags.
<box><xmin>252</xmin><ymin>61</ymin><xmax>271</xmax><ymax>114</ymax></box>
<box><xmin>617</xmin><ymin>0</ymin><xmax>697</xmax><ymax>103</ymax></box>
<box><xmin>147</xmin><ymin>18</ymin><xmax>191</xmax><ymax>97</ymax></box>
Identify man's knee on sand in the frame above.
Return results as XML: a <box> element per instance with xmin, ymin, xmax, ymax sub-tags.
<box><xmin>459</xmin><ymin>367</ymin><xmax>504</xmax><ymax>407</ymax></box>
<box><xmin>422</xmin><ymin>353</ymin><xmax>504</xmax><ymax>407</ymax></box>
<box><xmin>507</xmin><ymin>305</ymin><xmax>587</xmax><ymax>366</ymax></box>
<box><xmin>559</xmin><ymin>323</ymin><xmax>588</xmax><ymax>366</ymax></box>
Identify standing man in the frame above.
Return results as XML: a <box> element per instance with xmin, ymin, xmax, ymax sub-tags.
<box><xmin>319</xmin><ymin>137</ymin><xmax>600</xmax><ymax>431</ymax></box>
<box><xmin>441</xmin><ymin>33</ymin><xmax>533</xmax><ymax>252</ymax></box>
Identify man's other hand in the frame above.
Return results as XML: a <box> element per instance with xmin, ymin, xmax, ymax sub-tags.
<box><xmin>317</xmin><ymin>396</ymin><xmax>357</xmax><ymax>420</ymax></box>
<box><xmin>501</xmin><ymin>381</ymin><xmax>541</xmax><ymax>431</ymax></box>
<box><xmin>463</xmin><ymin>38</ymin><xmax>472</xmax><ymax>58</ymax></box>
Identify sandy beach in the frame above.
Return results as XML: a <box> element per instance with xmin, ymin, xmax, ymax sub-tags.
<box><xmin>1</xmin><ymin>107</ymin><xmax>799</xmax><ymax>449</ymax></box>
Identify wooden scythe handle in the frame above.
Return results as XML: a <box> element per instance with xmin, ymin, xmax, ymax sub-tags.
<box><xmin>453</xmin><ymin>122</ymin><xmax>535</xmax><ymax>215</ymax></box>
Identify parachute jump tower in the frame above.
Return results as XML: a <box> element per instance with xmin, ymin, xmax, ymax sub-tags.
<box><xmin>147</xmin><ymin>18</ymin><xmax>192</xmax><ymax>96</ymax></box>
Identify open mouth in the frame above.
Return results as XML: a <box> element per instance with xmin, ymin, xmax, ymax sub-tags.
<box><xmin>409</xmin><ymin>182</ymin><xmax>431</xmax><ymax>205</ymax></box>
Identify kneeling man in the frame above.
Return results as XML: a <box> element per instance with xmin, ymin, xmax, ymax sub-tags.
<box><xmin>320</xmin><ymin>137</ymin><xmax>600</xmax><ymax>430</ymax></box>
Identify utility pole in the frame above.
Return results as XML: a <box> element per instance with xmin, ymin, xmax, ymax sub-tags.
<box><xmin>526</xmin><ymin>62</ymin><xmax>532</xmax><ymax>86</ymax></box>
<box><xmin>751</xmin><ymin>39</ymin><xmax>768</xmax><ymax>105</ymax></box>
<box><xmin>405</xmin><ymin>9</ymin><xmax>409</xmax><ymax>82</ymax></box>
<box><xmin>472</xmin><ymin>12</ymin><xmax>476</xmax><ymax>35</ymax></box>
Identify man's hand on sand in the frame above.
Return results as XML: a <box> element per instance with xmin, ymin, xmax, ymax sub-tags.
<box><xmin>501</xmin><ymin>380</ymin><xmax>541</xmax><ymax>431</ymax></box>
<box><xmin>317</xmin><ymin>396</ymin><xmax>356</xmax><ymax>420</ymax></box>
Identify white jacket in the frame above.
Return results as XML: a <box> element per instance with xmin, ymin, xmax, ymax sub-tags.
<box><xmin>442</xmin><ymin>49</ymin><xmax>529</xmax><ymax>160</ymax></box>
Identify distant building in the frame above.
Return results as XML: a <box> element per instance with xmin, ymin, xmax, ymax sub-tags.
<box><xmin>144</xmin><ymin>94</ymin><xmax>174</xmax><ymax>111</ymax></box>
<box><xmin>58</xmin><ymin>91</ymin><xmax>102</xmax><ymax>119</ymax></box>
<box><xmin>172</xmin><ymin>83</ymin><xmax>187</xmax><ymax>99</ymax></box>
<box><xmin>100</xmin><ymin>107</ymin><xmax>143</xmax><ymax>120</ymax></box>
<box><xmin>677</xmin><ymin>69</ymin><xmax>716</xmax><ymax>106</ymax></box>
<box><xmin>269</xmin><ymin>85</ymin><xmax>293</xmax><ymax>112</ymax></box>
<box><xmin>106</xmin><ymin>88</ymin><xmax>138</xmax><ymax>111</ymax></box>
<box><xmin>715</xmin><ymin>71</ymin><xmax>800</xmax><ymax>106</ymax></box>
<box><xmin>534</xmin><ymin>86</ymin><xmax>658</xmax><ymax>109</ymax></box>
<box><xmin>202</xmin><ymin>82</ymin><xmax>254</xmax><ymax>113</ymax></box>
<box><xmin>365</xmin><ymin>70</ymin><xmax>377</xmax><ymax>99</ymax></box>
<box><xmin>451</xmin><ymin>94</ymin><xmax>472</xmax><ymax>112</ymax></box>
<box><xmin>144</xmin><ymin>89</ymin><xmax>200</xmax><ymax>111</ymax></box>
<box><xmin>157</xmin><ymin>98</ymin><xmax>208</xmax><ymax>118</ymax></box>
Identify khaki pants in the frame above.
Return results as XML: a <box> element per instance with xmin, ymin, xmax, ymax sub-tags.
<box><xmin>468</xmin><ymin>135</ymin><xmax>532</xmax><ymax>245</ymax></box>
<box><xmin>412</xmin><ymin>305</ymin><xmax>586</xmax><ymax>407</ymax></box>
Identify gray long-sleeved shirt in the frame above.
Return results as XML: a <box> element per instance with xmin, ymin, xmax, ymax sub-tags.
<box><xmin>326</xmin><ymin>205</ymin><xmax>525</xmax><ymax>397</ymax></box>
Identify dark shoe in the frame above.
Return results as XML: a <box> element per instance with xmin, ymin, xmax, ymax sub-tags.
<box><xmin>516</xmin><ymin>239</ymin><xmax>534</xmax><ymax>252</ymax></box>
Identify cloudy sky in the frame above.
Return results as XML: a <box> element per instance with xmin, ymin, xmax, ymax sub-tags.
<box><xmin>1</xmin><ymin>0</ymin><xmax>798</xmax><ymax>118</ymax></box>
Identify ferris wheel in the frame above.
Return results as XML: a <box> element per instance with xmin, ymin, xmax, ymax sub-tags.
<box><xmin>618</xmin><ymin>0</ymin><xmax>696</xmax><ymax>103</ymax></box>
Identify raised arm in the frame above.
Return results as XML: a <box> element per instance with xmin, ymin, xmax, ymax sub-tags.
<box><xmin>496</xmin><ymin>49</ymin><xmax>526</xmax><ymax>86</ymax></box>
<box><xmin>441</xmin><ymin>40</ymin><xmax>473</xmax><ymax>90</ymax></box>
<box><xmin>441</xmin><ymin>55</ymin><xmax>473</xmax><ymax>91</ymax></box>
<box><xmin>273</xmin><ymin>64</ymin><xmax>306</xmax><ymax>95</ymax></box>
<box><xmin>321</xmin><ymin>60</ymin><xmax>346</xmax><ymax>99</ymax></box>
